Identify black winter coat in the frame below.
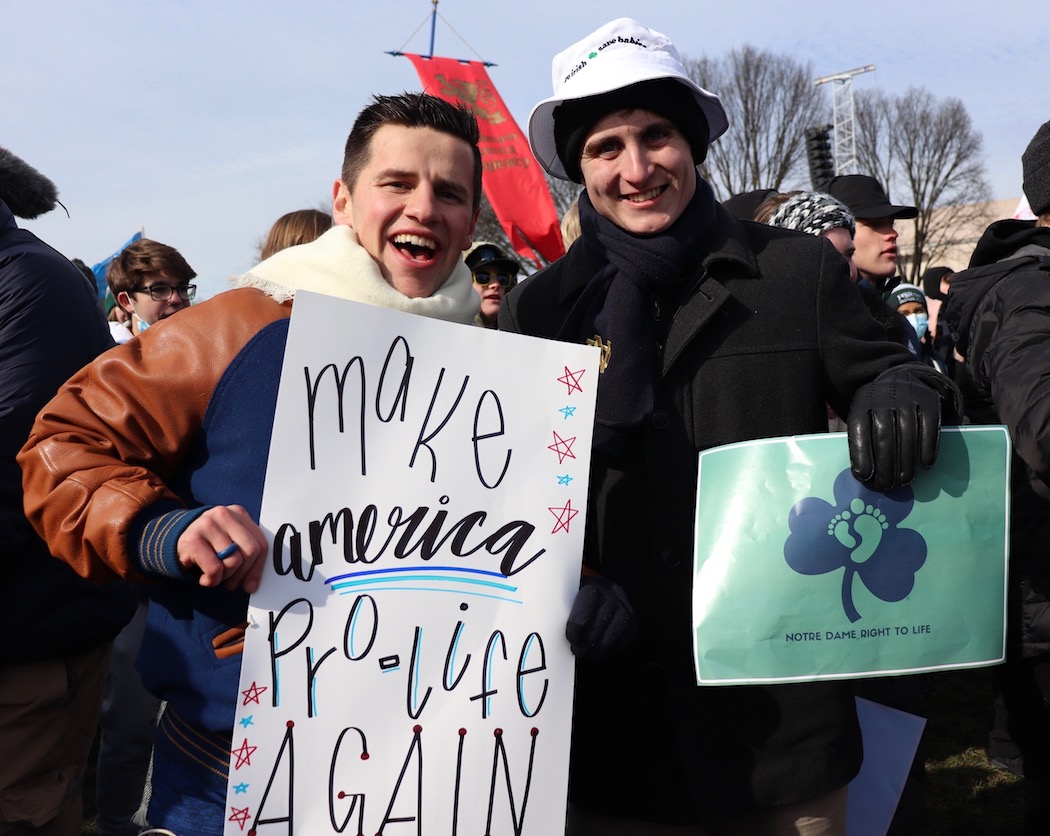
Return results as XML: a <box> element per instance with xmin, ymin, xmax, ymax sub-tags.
<box><xmin>500</xmin><ymin>205</ymin><xmax>927</xmax><ymax>826</ymax></box>
<box><xmin>0</xmin><ymin>200</ymin><xmax>135</xmax><ymax>661</ymax></box>
<box><xmin>945</xmin><ymin>219</ymin><xmax>1050</xmax><ymax>659</ymax></box>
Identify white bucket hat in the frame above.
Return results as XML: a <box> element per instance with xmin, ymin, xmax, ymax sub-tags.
<box><xmin>528</xmin><ymin>18</ymin><xmax>729</xmax><ymax>181</ymax></box>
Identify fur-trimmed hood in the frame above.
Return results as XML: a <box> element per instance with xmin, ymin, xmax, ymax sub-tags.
<box><xmin>0</xmin><ymin>147</ymin><xmax>58</xmax><ymax>219</ymax></box>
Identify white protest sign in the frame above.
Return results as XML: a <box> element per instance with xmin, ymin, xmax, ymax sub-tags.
<box><xmin>223</xmin><ymin>291</ymin><xmax>599</xmax><ymax>835</ymax></box>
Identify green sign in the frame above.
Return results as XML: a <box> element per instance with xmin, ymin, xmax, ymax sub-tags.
<box><xmin>692</xmin><ymin>427</ymin><xmax>1010</xmax><ymax>685</ymax></box>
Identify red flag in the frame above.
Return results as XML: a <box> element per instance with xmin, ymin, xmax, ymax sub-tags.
<box><xmin>406</xmin><ymin>54</ymin><xmax>565</xmax><ymax>268</ymax></box>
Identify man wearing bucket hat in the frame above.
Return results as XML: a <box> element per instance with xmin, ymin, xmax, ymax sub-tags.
<box><xmin>501</xmin><ymin>18</ymin><xmax>960</xmax><ymax>834</ymax></box>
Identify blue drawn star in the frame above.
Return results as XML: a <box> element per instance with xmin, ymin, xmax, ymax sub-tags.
<box><xmin>559</xmin><ymin>405</ymin><xmax>577</xmax><ymax>420</ymax></box>
<box><xmin>239</xmin><ymin>715</ymin><xmax>254</xmax><ymax>728</ymax></box>
<box><xmin>233</xmin><ymin>782</ymin><xmax>249</xmax><ymax>795</ymax></box>
<box><xmin>557</xmin><ymin>474</ymin><xmax>573</xmax><ymax>486</ymax></box>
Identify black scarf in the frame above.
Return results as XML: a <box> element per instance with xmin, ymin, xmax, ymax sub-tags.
<box><xmin>557</xmin><ymin>179</ymin><xmax>718</xmax><ymax>455</ymax></box>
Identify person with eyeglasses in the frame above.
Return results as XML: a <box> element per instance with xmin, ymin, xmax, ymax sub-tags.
<box><xmin>98</xmin><ymin>235</ymin><xmax>199</xmax><ymax>836</ymax></box>
<box><xmin>465</xmin><ymin>241</ymin><xmax>520</xmax><ymax>328</ymax></box>
<box><xmin>107</xmin><ymin>238</ymin><xmax>197</xmax><ymax>336</ymax></box>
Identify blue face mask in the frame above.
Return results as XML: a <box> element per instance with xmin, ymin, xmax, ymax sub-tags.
<box><xmin>906</xmin><ymin>313</ymin><xmax>928</xmax><ymax>341</ymax></box>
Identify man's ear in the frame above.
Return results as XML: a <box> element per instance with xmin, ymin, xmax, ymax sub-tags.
<box><xmin>116</xmin><ymin>290</ymin><xmax>135</xmax><ymax>316</ymax></box>
<box><xmin>332</xmin><ymin>180</ymin><xmax>353</xmax><ymax>227</ymax></box>
<box><xmin>462</xmin><ymin>207</ymin><xmax>480</xmax><ymax>251</ymax></box>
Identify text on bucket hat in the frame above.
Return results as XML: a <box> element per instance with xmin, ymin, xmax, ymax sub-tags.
<box><xmin>827</xmin><ymin>174</ymin><xmax>917</xmax><ymax>221</ymax></box>
<box><xmin>1022</xmin><ymin>119</ymin><xmax>1050</xmax><ymax>216</ymax></box>
<box><xmin>528</xmin><ymin>18</ymin><xmax>728</xmax><ymax>181</ymax></box>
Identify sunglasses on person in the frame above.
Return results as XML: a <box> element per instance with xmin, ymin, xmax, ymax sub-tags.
<box><xmin>133</xmin><ymin>283</ymin><xmax>197</xmax><ymax>302</ymax></box>
<box><xmin>472</xmin><ymin>269</ymin><xmax>516</xmax><ymax>289</ymax></box>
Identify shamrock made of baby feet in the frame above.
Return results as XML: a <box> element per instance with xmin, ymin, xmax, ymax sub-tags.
<box><xmin>784</xmin><ymin>469</ymin><xmax>927</xmax><ymax>622</ymax></box>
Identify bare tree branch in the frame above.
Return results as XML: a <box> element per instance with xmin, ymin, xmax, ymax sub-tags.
<box><xmin>686</xmin><ymin>46</ymin><xmax>827</xmax><ymax>198</ymax></box>
<box><xmin>853</xmin><ymin>89</ymin><xmax>897</xmax><ymax>195</ymax></box>
<box><xmin>891</xmin><ymin>89</ymin><xmax>990</xmax><ymax>280</ymax></box>
<box><xmin>856</xmin><ymin>87</ymin><xmax>990</xmax><ymax>281</ymax></box>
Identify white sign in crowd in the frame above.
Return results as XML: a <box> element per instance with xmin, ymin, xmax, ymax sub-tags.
<box><xmin>224</xmin><ymin>292</ymin><xmax>600</xmax><ymax>835</ymax></box>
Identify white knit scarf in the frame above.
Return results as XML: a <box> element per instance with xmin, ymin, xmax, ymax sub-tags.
<box><xmin>232</xmin><ymin>225</ymin><xmax>480</xmax><ymax>325</ymax></box>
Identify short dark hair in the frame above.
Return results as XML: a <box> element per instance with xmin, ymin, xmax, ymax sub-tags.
<box><xmin>107</xmin><ymin>239</ymin><xmax>195</xmax><ymax>297</ymax></box>
<box><xmin>341</xmin><ymin>92</ymin><xmax>482</xmax><ymax>212</ymax></box>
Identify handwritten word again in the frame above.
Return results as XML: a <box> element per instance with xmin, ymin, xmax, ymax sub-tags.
<box><xmin>248</xmin><ymin>722</ymin><xmax>539</xmax><ymax>835</ymax></box>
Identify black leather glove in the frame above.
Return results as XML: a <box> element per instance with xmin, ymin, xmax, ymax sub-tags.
<box><xmin>847</xmin><ymin>364</ymin><xmax>954</xmax><ymax>490</ymax></box>
<box><xmin>565</xmin><ymin>574</ymin><xmax>637</xmax><ymax>662</ymax></box>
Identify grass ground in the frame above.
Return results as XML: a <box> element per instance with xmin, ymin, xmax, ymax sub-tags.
<box><xmin>79</xmin><ymin>667</ymin><xmax>1025</xmax><ymax>835</ymax></box>
<box><xmin>921</xmin><ymin>668</ymin><xmax>1024</xmax><ymax>835</ymax></box>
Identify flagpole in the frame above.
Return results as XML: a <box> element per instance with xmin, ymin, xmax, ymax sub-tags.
<box><xmin>392</xmin><ymin>6</ymin><xmax>566</xmax><ymax>264</ymax></box>
<box><xmin>385</xmin><ymin>2</ymin><xmax>497</xmax><ymax>67</ymax></box>
<box><xmin>427</xmin><ymin>0</ymin><xmax>438</xmax><ymax>58</ymax></box>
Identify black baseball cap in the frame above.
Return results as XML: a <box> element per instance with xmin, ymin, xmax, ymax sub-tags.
<box><xmin>827</xmin><ymin>174</ymin><xmax>917</xmax><ymax>220</ymax></box>
<box><xmin>465</xmin><ymin>242</ymin><xmax>520</xmax><ymax>275</ymax></box>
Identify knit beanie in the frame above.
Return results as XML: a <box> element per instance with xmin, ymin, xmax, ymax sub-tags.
<box><xmin>767</xmin><ymin>191</ymin><xmax>856</xmax><ymax>238</ymax></box>
<box><xmin>553</xmin><ymin>78</ymin><xmax>710</xmax><ymax>183</ymax></box>
<box><xmin>921</xmin><ymin>266</ymin><xmax>953</xmax><ymax>301</ymax></box>
<box><xmin>888</xmin><ymin>283</ymin><xmax>926</xmax><ymax>311</ymax></box>
<box><xmin>1023</xmin><ymin>120</ymin><xmax>1050</xmax><ymax>216</ymax></box>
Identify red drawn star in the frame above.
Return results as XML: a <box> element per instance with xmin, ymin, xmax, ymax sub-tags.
<box><xmin>232</xmin><ymin>738</ymin><xmax>257</xmax><ymax>769</ymax></box>
<box><xmin>549</xmin><ymin>499</ymin><xmax>579</xmax><ymax>534</ymax></box>
<box><xmin>228</xmin><ymin>805</ymin><xmax>252</xmax><ymax>830</ymax></box>
<box><xmin>548</xmin><ymin>431</ymin><xmax>577</xmax><ymax>465</ymax></box>
<box><xmin>557</xmin><ymin>366</ymin><xmax>586</xmax><ymax>395</ymax></box>
<box><xmin>241</xmin><ymin>681</ymin><xmax>267</xmax><ymax>706</ymax></box>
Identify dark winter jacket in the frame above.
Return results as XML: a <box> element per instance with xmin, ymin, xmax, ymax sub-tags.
<box><xmin>500</xmin><ymin>206</ymin><xmax>937</xmax><ymax>826</ymax></box>
<box><xmin>945</xmin><ymin>218</ymin><xmax>1050</xmax><ymax>658</ymax></box>
<box><xmin>0</xmin><ymin>199</ymin><xmax>135</xmax><ymax>661</ymax></box>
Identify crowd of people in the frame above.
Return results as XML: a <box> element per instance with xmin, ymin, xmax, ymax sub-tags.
<box><xmin>1</xmin><ymin>14</ymin><xmax>1048</xmax><ymax>836</ymax></box>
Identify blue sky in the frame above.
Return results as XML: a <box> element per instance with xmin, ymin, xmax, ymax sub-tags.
<box><xmin>5</xmin><ymin>1</ymin><xmax>1043</xmax><ymax>300</ymax></box>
